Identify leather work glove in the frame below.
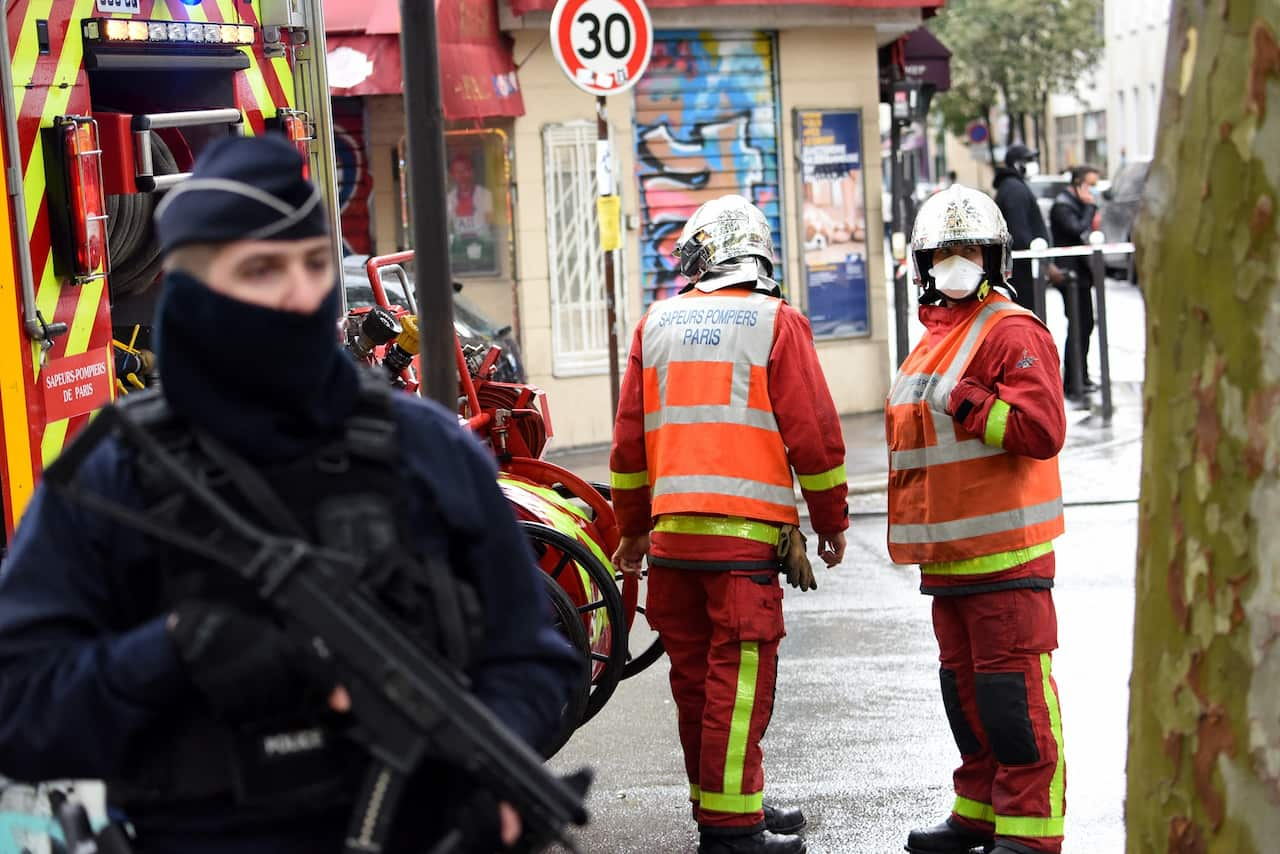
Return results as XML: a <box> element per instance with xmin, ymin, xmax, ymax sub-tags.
<box><xmin>777</xmin><ymin>525</ymin><xmax>817</xmax><ymax>592</ymax></box>
<box><xmin>167</xmin><ymin>600</ymin><xmax>337</xmax><ymax>724</ymax></box>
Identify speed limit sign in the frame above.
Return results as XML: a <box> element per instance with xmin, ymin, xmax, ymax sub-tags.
<box><xmin>550</xmin><ymin>0</ymin><xmax>653</xmax><ymax>96</ymax></box>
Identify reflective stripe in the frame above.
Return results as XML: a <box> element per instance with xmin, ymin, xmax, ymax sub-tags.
<box><xmin>891</xmin><ymin>436</ymin><xmax>1004</xmax><ymax>470</ymax></box>
<box><xmin>797</xmin><ymin>464</ymin><xmax>847</xmax><ymax>492</ymax></box>
<box><xmin>922</xmin><ymin>542</ymin><xmax>1054</xmax><ymax>576</ymax></box>
<box><xmin>610</xmin><ymin>470</ymin><xmax>650</xmax><ymax>490</ymax></box>
<box><xmin>645</xmin><ymin>404</ymin><xmax>779</xmax><ymax>433</ymax></box>
<box><xmin>995</xmin><ymin>814</ymin><xmax>1065</xmax><ymax>838</ymax></box>
<box><xmin>700</xmin><ymin>790</ymin><xmax>764</xmax><ymax>815</ymax></box>
<box><xmin>723</xmin><ymin>641</ymin><xmax>760</xmax><ymax>799</ymax></box>
<box><xmin>1042</xmin><ymin>652</ymin><xmax>1066</xmax><ymax>824</ymax></box>
<box><xmin>654</xmin><ymin>475</ymin><xmax>795</xmax><ymax>508</ymax></box>
<box><xmin>889</xmin><ymin>498</ymin><xmax>1063</xmax><ymax>545</ymax></box>
<box><xmin>655</xmin><ymin>515</ymin><xmax>781</xmax><ymax>546</ymax></box>
<box><xmin>984</xmin><ymin>399</ymin><xmax>1010</xmax><ymax>448</ymax></box>
<box><xmin>690</xmin><ymin>783</ymin><xmax>701</xmax><ymax>800</ymax></box>
<box><xmin>888</xmin><ymin>372</ymin><xmax>956</xmax><ymax>408</ymax></box>
<box><xmin>953</xmin><ymin>795</ymin><xmax>995</xmax><ymax>824</ymax></box>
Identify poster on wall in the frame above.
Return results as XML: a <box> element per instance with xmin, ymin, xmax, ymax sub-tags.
<box><xmin>446</xmin><ymin>145</ymin><xmax>500</xmax><ymax>276</ymax></box>
<box><xmin>795</xmin><ymin>109</ymin><xmax>870</xmax><ymax>338</ymax></box>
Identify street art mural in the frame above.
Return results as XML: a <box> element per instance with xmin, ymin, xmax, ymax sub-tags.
<box><xmin>633</xmin><ymin>32</ymin><xmax>782</xmax><ymax>304</ymax></box>
<box><xmin>332</xmin><ymin>98</ymin><xmax>373</xmax><ymax>256</ymax></box>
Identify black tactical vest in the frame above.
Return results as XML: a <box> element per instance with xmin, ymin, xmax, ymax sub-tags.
<box><xmin>106</xmin><ymin>376</ymin><xmax>480</xmax><ymax>812</ymax></box>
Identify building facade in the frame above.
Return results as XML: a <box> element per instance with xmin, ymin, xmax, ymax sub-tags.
<box><xmin>327</xmin><ymin>0</ymin><xmax>943</xmax><ymax>449</ymax></box>
<box><xmin>1104</xmin><ymin>0</ymin><xmax>1169</xmax><ymax>175</ymax></box>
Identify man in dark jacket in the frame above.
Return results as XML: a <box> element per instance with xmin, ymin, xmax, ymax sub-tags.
<box><xmin>0</xmin><ymin>135</ymin><xmax>581</xmax><ymax>853</ymax></box>
<box><xmin>992</xmin><ymin>144</ymin><xmax>1049</xmax><ymax>313</ymax></box>
<box><xmin>1049</xmin><ymin>164</ymin><xmax>1101</xmax><ymax>395</ymax></box>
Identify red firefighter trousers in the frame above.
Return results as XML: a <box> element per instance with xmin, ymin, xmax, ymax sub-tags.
<box><xmin>932</xmin><ymin>588</ymin><xmax>1066</xmax><ymax>853</ymax></box>
<box><xmin>646</xmin><ymin>565</ymin><xmax>785</xmax><ymax>832</ymax></box>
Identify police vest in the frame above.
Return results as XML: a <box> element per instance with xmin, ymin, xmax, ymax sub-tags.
<box><xmin>885</xmin><ymin>293</ymin><xmax>1064</xmax><ymax>565</ymax></box>
<box><xmin>641</xmin><ymin>288</ymin><xmax>798</xmax><ymax>526</ymax></box>
<box><xmin>110</xmin><ymin>375</ymin><xmax>480</xmax><ymax>811</ymax></box>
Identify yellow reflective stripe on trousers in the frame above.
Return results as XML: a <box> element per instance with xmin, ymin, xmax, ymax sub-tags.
<box><xmin>984</xmin><ymin>399</ymin><xmax>1010</xmax><ymax>448</ymax></box>
<box><xmin>721</xmin><ymin>641</ymin><xmax>760</xmax><ymax>804</ymax></box>
<box><xmin>610</xmin><ymin>469</ymin><xmax>649</xmax><ymax>490</ymax></box>
<box><xmin>953</xmin><ymin>795</ymin><xmax>995</xmax><ymax>824</ymax></box>
<box><xmin>654</xmin><ymin>515</ymin><xmax>780</xmax><ymax>546</ymax></box>
<box><xmin>796</xmin><ymin>463</ymin><xmax>847</xmax><ymax>492</ymax></box>
<box><xmin>922</xmin><ymin>542</ymin><xmax>1054</xmax><ymax>576</ymax></box>
<box><xmin>991</xmin><ymin>654</ymin><xmax>1066</xmax><ymax>840</ymax></box>
<box><xmin>995</xmin><ymin>814</ymin><xmax>1065</xmax><ymax>838</ymax></box>
<box><xmin>700</xmin><ymin>790</ymin><xmax>764</xmax><ymax>814</ymax></box>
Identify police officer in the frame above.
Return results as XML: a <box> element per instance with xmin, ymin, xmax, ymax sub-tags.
<box><xmin>0</xmin><ymin>135</ymin><xmax>581</xmax><ymax>853</ymax></box>
<box><xmin>886</xmin><ymin>185</ymin><xmax>1068</xmax><ymax>854</ymax></box>
<box><xmin>609</xmin><ymin>195</ymin><xmax>849</xmax><ymax>854</ymax></box>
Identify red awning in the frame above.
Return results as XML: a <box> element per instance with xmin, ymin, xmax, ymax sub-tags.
<box><xmin>325</xmin><ymin>0</ymin><xmax>525</xmax><ymax>120</ymax></box>
<box><xmin>509</xmin><ymin>0</ymin><xmax>943</xmax><ymax>12</ymax></box>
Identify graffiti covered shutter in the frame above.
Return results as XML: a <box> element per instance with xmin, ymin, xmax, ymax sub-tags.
<box><xmin>633</xmin><ymin>31</ymin><xmax>783</xmax><ymax>305</ymax></box>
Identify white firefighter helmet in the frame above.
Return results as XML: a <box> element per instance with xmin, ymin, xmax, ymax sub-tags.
<box><xmin>910</xmin><ymin>184</ymin><xmax>1012</xmax><ymax>289</ymax></box>
<box><xmin>673</xmin><ymin>194</ymin><xmax>775</xmax><ymax>283</ymax></box>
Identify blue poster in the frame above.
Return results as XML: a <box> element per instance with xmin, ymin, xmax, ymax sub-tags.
<box><xmin>796</xmin><ymin>109</ymin><xmax>870</xmax><ymax>338</ymax></box>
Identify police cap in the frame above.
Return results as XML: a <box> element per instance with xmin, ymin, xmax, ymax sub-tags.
<box><xmin>155</xmin><ymin>134</ymin><xmax>328</xmax><ymax>254</ymax></box>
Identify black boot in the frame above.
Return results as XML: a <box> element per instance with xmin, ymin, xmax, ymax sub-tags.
<box><xmin>763</xmin><ymin>803</ymin><xmax>806</xmax><ymax>834</ymax></box>
<box><xmin>904</xmin><ymin>818</ymin><xmax>994</xmax><ymax>853</ymax></box>
<box><xmin>699</xmin><ymin>828</ymin><xmax>807</xmax><ymax>854</ymax></box>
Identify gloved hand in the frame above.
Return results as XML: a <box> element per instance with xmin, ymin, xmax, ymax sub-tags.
<box><xmin>777</xmin><ymin>525</ymin><xmax>817</xmax><ymax>592</ymax></box>
<box><xmin>949</xmin><ymin>377</ymin><xmax>995</xmax><ymax>428</ymax></box>
<box><xmin>166</xmin><ymin>600</ymin><xmax>337</xmax><ymax>724</ymax></box>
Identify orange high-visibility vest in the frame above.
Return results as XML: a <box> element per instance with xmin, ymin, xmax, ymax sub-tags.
<box><xmin>886</xmin><ymin>293</ymin><xmax>1064</xmax><ymax>564</ymax></box>
<box><xmin>641</xmin><ymin>288</ymin><xmax>798</xmax><ymax>526</ymax></box>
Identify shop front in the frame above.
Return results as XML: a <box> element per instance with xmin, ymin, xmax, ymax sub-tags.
<box><xmin>504</xmin><ymin>0</ymin><xmax>942</xmax><ymax>447</ymax></box>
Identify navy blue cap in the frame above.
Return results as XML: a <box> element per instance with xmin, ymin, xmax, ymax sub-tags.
<box><xmin>155</xmin><ymin>134</ymin><xmax>329</xmax><ymax>254</ymax></box>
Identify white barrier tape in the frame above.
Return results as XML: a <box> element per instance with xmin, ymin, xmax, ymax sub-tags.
<box><xmin>1012</xmin><ymin>242</ymin><xmax>1135</xmax><ymax>260</ymax></box>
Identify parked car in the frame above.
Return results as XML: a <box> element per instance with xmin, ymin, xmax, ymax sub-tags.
<box><xmin>341</xmin><ymin>255</ymin><xmax>526</xmax><ymax>383</ymax></box>
<box><xmin>1100</xmin><ymin>159</ymin><xmax>1151</xmax><ymax>282</ymax></box>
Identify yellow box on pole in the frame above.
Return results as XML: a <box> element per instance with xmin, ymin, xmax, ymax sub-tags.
<box><xmin>597</xmin><ymin>195</ymin><xmax>622</xmax><ymax>251</ymax></box>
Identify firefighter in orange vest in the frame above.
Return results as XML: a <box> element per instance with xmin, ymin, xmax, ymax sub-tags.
<box><xmin>887</xmin><ymin>185</ymin><xmax>1068</xmax><ymax>854</ymax></box>
<box><xmin>609</xmin><ymin>195</ymin><xmax>849</xmax><ymax>854</ymax></box>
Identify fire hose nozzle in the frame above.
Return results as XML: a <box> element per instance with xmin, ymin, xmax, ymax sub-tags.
<box><xmin>351</xmin><ymin>306</ymin><xmax>402</xmax><ymax>361</ymax></box>
<box><xmin>385</xmin><ymin>314</ymin><xmax>420</xmax><ymax>376</ymax></box>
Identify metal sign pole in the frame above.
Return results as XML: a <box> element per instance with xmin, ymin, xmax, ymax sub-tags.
<box><xmin>399</xmin><ymin>0</ymin><xmax>456</xmax><ymax>408</ymax></box>
<box><xmin>890</xmin><ymin>119</ymin><xmax>909</xmax><ymax>367</ymax></box>
<box><xmin>1091</xmin><ymin>248</ymin><xmax>1113</xmax><ymax>422</ymax></box>
<box><xmin>598</xmin><ymin>96</ymin><xmax>621</xmax><ymax>417</ymax></box>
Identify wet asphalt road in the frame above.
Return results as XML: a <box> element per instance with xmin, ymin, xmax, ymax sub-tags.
<box><xmin>551</xmin><ymin>280</ymin><xmax>1146</xmax><ymax>854</ymax></box>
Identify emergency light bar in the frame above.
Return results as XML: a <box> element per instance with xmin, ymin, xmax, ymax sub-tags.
<box><xmin>82</xmin><ymin>18</ymin><xmax>255</xmax><ymax>47</ymax></box>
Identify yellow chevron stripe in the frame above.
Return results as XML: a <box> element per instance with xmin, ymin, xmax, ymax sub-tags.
<box><xmin>272</xmin><ymin>56</ymin><xmax>296</xmax><ymax>108</ymax></box>
<box><xmin>11</xmin><ymin>0</ymin><xmax>55</xmax><ymax>116</ymax></box>
<box><xmin>0</xmin><ymin>172</ymin><xmax>35</xmax><ymax>521</ymax></box>
<box><xmin>29</xmin><ymin>251</ymin><xmax>56</xmax><ymax>374</ymax></box>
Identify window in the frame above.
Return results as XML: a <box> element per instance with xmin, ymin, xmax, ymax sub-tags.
<box><xmin>543</xmin><ymin>122</ymin><xmax>625</xmax><ymax>376</ymax></box>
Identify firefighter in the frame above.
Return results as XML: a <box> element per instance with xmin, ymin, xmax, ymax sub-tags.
<box><xmin>886</xmin><ymin>185</ymin><xmax>1068</xmax><ymax>854</ymax></box>
<box><xmin>610</xmin><ymin>195</ymin><xmax>849</xmax><ymax>854</ymax></box>
<box><xmin>0</xmin><ymin>135</ymin><xmax>581</xmax><ymax>853</ymax></box>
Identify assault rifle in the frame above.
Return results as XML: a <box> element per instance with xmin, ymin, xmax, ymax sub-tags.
<box><xmin>44</xmin><ymin>398</ymin><xmax>590</xmax><ymax>854</ymax></box>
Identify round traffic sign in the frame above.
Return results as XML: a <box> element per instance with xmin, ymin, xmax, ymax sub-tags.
<box><xmin>550</xmin><ymin>0</ymin><xmax>653</xmax><ymax>96</ymax></box>
<box><xmin>966</xmin><ymin>121</ymin><xmax>989</xmax><ymax>144</ymax></box>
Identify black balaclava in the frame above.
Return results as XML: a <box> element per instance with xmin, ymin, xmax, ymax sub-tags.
<box><xmin>152</xmin><ymin>135</ymin><xmax>358</xmax><ymax>461</ymax></box>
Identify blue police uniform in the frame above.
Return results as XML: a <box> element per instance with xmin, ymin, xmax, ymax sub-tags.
<box><xmin>0</xmin><ymin>135</ymin><xmax>579</xmax><ymax>852</ymax></box>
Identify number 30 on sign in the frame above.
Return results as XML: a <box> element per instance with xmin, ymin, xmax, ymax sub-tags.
<box><xmin>550</xmin><ymin>0</ymin><xmax>653</xmax><ymax>96</ymax></box>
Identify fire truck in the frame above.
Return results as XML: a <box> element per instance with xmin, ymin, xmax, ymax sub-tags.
<box><xmin>0</xmin><ymin>0</ymin><xmax>340</xmax><ymax>550</ymax></box>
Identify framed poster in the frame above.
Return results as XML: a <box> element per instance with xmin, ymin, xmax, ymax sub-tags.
<box><xmin>445</xmin><ymin>142</ymin><xmax>501</xmax><ymax>276</ymax></box>
<box><xmin>795</xmin><ymin>109</ymin><xmax>870</xmax><ymax>338</ymax></box>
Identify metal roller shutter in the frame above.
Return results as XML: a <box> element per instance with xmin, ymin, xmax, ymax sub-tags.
<box><xmin>633</xmin><ymin>31</ymin><xmax>783</xmax><ymax>305</ymax></box>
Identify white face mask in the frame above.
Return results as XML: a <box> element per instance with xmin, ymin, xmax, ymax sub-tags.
<box><xmin>929</xmin><ymin>254</ymin><xmax>986</xmax><ymax>299</ymax></box>
<box><xmin>1023</xmin><ymin>160</ymin><xmax>1041</xmax><ymax>178</ymax></box>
